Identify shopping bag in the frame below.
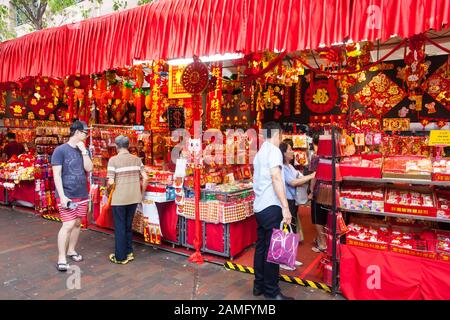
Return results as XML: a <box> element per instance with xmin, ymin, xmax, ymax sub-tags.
<box><xmin>266</xmin><ymin>223</ymin><xmax>299</xmax><ymax>268</ymax></box>
<box><xmin>96</xmin><ymin>185</ymin><xmax>115</xmax><ymax>229</ymax></box>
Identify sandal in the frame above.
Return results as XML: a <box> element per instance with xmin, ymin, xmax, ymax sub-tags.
<box><xmin>67</xmin><ymin>253</ymin><xmax>83</xmax><ymax>262</ymax></box>
<box><xmin>56</xmin><ymin>262</ymin><xmax>69</xmax><ymax>272</ymax></box>
<box><xmin>109</xmin><ymin>254</ymin><xmax>129</xmax><ymax>265</ymax></box>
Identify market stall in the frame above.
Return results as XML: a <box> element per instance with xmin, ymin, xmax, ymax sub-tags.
<box><xmin>1</xmin><ymin>0</ymin><xmax>450</xmax><ymax>299</ymax></box>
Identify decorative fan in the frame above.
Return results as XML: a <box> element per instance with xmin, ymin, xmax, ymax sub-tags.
<box><xmin>181</xmin><ymin>56</ymin><xmax>209</xmax><ymax>94</ymax></box>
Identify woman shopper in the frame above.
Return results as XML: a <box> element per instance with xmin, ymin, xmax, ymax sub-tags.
<box><xmin>279</xmin><ymin>140</ymin><xmax>315</xmax><ymax>271</ymax></box>
<box><xmin>107</xmin><ymin>135</ymin><xmax>148</xmax><ymax>264</ymax></box>
<box><xmin>308</xmin><ymin>133</ymin><xmax>328</xmax><ymax>253</ymax></box>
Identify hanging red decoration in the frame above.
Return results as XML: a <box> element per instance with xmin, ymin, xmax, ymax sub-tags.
<box><xmin>207</xmin><ymin>63</ymin><xmax>222</xmax><ymax>129</ymax></box>
<box><xmin>133</xmin><ymin>89</ymin><xmax>145</xmax><ymax>124</ymax></box>
<box><xmin>437</xmin><ymin>120</ymin><xmax>447</xmax><ymax>128</ymax></box>
<box><xmin>181</xmin><ymin>57</ymin><xmax>209</xmax><ymax>94</ymax></box>
<box><xmin>420</xmin><ymin>119</ymin><xmax>430</xmax><ymax>129</ymax></box>
<box><xmin>9</xmin><ymin>101</ymin><xmax>26</xmax><ymax>118</ymax></box>
<box><xmin>305</xmin><ymin>78</ymin><xmax>339</xmax><ymax>114</ymax></box>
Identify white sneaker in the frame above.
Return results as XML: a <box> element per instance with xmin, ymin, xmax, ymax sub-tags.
<box><xmin>295</xmin><ymin>260</ymin><xmax>303</xmax><ymax>267</ymax></box>
<box><xmin>280</xmin><ymin>264</ymin><xmax>296</xmax><ymax>271</ymax></box>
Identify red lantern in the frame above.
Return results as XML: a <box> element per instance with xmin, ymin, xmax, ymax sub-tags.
<box><xmin>134</xmin><ymin>90</ymin><xmax>144</xmax><ymax>124</ymax></box>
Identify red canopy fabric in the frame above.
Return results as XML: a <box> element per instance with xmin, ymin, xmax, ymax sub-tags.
<box><xmin>0</xmin><ymin>0</ymin><xmax>449</xmax><ymax>83</ymax></box>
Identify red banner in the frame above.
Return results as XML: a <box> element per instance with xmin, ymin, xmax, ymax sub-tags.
<box><xmin>207</xmin><ymin>63</ymin><xmax>222</xmax><ymax>129</ymax></box>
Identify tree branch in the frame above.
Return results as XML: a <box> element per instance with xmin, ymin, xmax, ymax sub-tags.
<box><xmin>11</xmin><ymin>0</ymin><xmax>38</xmax><ymax>26</ymax></box>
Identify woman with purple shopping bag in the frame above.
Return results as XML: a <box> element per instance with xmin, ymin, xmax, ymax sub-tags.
<box><xmin>252</xmin><ymin>122</ymin><xmax>294</xmax><ymax>301</ymax></box>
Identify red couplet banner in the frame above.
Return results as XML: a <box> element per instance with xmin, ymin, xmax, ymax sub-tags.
<box><xmin>340</xmin><ymin>244</ymin><xmax>450</xmax><ymax>300</ymax></box>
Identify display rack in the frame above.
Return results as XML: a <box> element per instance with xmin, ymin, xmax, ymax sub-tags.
<box><xmin>343</xmin><ymin>176</ymin><xmax>450</xmax><ymax>187</ymax></box>
<box><xmin>337</xmin><ymin>207</ymin><xmax>450</xmax><ymax>224</ymax></box>
<box><xmin>330</xmin><ymin>130</ymin><xmax>450</xmax><ymax>297</ymax></box>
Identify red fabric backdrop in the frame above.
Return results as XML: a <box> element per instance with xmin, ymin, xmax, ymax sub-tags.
<box><xmin>340</xmin><ymin>244</ymin><xmax>450</xmax><ymax>300</ymax></box>
<box><xmin>157</xmin><ymin>201</ymin><xmax>179</xmax><ymax>243</ymax></box>
<box><xmin>1</xmin><ymin>0</ymin><xmax>448</xmax><ymax>83</ymax></box>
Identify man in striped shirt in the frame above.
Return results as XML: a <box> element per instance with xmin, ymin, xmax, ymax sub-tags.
<box><xmin>107</xmin><ymin>135</ymin><xmax>148</xmax><ymax>264</ymax></box>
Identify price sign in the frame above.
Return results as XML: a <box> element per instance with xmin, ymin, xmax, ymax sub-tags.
<box><xmin>429</xmin><ymin>130</ymin><xmax>450</xmax><ymax>146</ymax></box>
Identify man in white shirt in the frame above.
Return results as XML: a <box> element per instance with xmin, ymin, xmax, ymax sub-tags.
<box><xmin>252</xmin><ymin>122</ymin><xmax>294</xmax><ymax>300</ymax></box>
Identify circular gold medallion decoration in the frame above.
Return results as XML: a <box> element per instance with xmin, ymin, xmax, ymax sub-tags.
<box><xmin>181</xmin><ymin>56</ymin><xmax>209</xmax><ymax>94</ymax></box>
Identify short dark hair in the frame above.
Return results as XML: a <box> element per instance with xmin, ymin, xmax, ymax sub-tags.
<box><xmin>69</xmin><ymin>120</ymin><xmax>88</xmax><ymax>137</ymax></box>
<box><xmin>262</xmin><ymin>121</ymin><xmax>282</xmax><ymax>139</ymax></box>
<box><xmin>312</xmin><ymin>133</ymin><xmax>320</xmax><ymax>146</ymax></box>
<box><xmin>282</xmin><ymin>138</ymin><xmax>293</xmax><ymax>148</ymax></box>
<box><xmin>7</xmin><ymin>132</ymin><xmax>16</xmax><ymax>140</ymax></box>
<box><xmin>279</xmin><ymin>141</ymin><xmax>291</xmax><ymax>163</ymax></box>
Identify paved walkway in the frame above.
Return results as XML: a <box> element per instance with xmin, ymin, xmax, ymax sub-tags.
<box><xmin>0</xmin><ymin>207</ymin><xmax>343</xmax><ymax>300</ymax></box>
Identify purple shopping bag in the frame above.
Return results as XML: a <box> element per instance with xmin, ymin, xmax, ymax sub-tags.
<box><xmin>266</xmin><ymin>223</ymin><xmax>299</xmax><ymax>268</ymax></box>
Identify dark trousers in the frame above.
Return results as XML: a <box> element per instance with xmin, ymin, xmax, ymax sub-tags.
<box><xmin>288</xmin><ymin>199</ymin><xmax>298</xmax><ymax>233</ymax></box>
<box><xmin>112</xmin><ymin>204</ymin><xmax>138</xmax><ymax>261</ymax></box>
<box><xmin>253</xmin><ymin>205</ymin><xmax>283</xmax><ymax>297</ymax></box>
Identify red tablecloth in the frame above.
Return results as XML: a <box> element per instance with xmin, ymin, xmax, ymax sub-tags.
<box><xmin>0</xmin><ymin>186</ymin><xmax>6</xmax><ymax>203</ymax></box>
<box><xmin>340</xmin><ymin>244</ymin><xmax>450</xmax><ymax>300</ymax></box>
<box><xmin>157</xmin><ymin>201</ymin><xmax>178</xmax><ymax>243</ymax></box>
<box><xmin>186</xmin><ymin>215</ymin><xmax>257</xmax><ymax>257</ymax></box>
<box><xmin>8</xmin><ymin>180</ymin><xmax>35</xmax><ymax>204</ymax></box>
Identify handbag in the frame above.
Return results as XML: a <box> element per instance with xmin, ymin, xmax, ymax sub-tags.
<box><xmin>96</xmin><ymin>184</ymin><xmax>115</xmax><ymax>229</ymax></box>
<box><xmin>266</xmin><ymin>223</ymin><xmax>299</xmax><ymax>268</ymax></box>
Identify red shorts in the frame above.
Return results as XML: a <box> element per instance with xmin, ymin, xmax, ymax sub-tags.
<box><xmin>57</xmin><ymin>198</ymin><xmax>89</xmax><ymax>223</ymax></box>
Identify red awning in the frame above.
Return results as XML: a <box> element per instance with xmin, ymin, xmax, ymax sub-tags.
<box><xmin>0</xmin><ymin>0</ymin><xmax>449</xmax><ymax>83</ymax></box>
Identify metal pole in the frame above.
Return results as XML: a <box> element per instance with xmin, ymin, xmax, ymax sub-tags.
<box><xmin>331</xmin><ymin>125</ymin><xmax>338</xmax><ymax>294</ymax></box>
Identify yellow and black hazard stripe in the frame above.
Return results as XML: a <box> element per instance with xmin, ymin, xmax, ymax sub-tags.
<box><xmin>42</xmin><ymin>214</ymin><xmax>62</xmax><ymax>223</ymax></box>
<box><xmin>41</xmin><ymin>215</ymin><xmax>86</xmax><ymax>228</ymax></box>
<box><xmin>224</xmin><ymin>261</ymin><xmax>331</xmax><ymax>293</ymax></box>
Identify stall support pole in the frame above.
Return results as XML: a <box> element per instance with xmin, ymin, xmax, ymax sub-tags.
<box><xmin>189</xmin><ymin>94</ymin><xmax>204</xmax><ymax>264</ymax></box>
<box><xmin>331</xmin><ymin>125</ymin><xmax>339</xmax><ymax>294</ymax></box>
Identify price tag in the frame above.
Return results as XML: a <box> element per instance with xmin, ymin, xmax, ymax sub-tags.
<box><xmin>429</xmin><ymin>130</ymin><xmax>450</xmax><ymax>146</ymax></box>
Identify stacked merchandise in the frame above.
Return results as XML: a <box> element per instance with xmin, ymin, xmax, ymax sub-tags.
<box><xmin>91</xmin><ymin>127</ymin><xmax>139</xmax><ymax>178</ymax></box>
<box><xmin>0</xmin><ymin>153</ymin><xmax>35</xmax><ymax>184</ymax></box>
<box><xmin>340</xmin><ymin>156</ymin><xmax>382</xmax><ymax>178</ymax></box>
<box><xmin>435</xmin><ymin>189</ymin><xmax>450</xmax><ymax>220</ymax></box>
<box><xmin>144</xmin><ymin>168</ymin><xmax>174</xmax><ymax>202</ymax></box>
<box><xmin>345</xmin><ymin>217</ymin><xmax>448</xmax><ymax>261</ymax></box>
<box><xmin>35</xmin><ymin>127</ymin><xmax>70</xmax><ymax>155</ymax></box>
<box><xmin>181</xmin><ymin>182</ymin><xmax>254</xmax><ymax>224</ymax></box>
<box><xmin>432</xmin><ymin>158</ymin><xmax>450</xmax><ymax>181</ymax></box>
<box><xmin>34</xmin><ymin>155</ymin><xmax>57</xmax><ymax>215</ymax></box>
<box><xmin>340</xmin><ymin>185</ymin><xmax>384</xmax><ymax>212</ymax></box>
<box><xmin>384</xmin><ymin>187</ymin><xmax>436</xmax><ymax>217</ymax></box>
<box><xmin>382</xmin><ymin>156</ymin><xmax>433</xmax><ymax>180</ymax></box>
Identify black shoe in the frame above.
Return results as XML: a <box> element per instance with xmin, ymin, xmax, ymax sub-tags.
<box><xmin>264</xmin><ymin>292</ymin><xmax>295</xmax><ymax>300</ymax></box>
<box><xmin>253</xmin><ymin>288</ymin><xmax>264</xmax><ymax>296</ymax></box>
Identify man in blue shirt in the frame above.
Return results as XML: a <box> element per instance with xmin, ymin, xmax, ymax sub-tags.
<box><xmin>252</xmin><ymin>122</ymin><xmax>294</xmax><ymax>300</ymax></box>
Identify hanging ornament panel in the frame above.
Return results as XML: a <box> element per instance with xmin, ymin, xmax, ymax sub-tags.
<box><xmin>354</xmin><ymin>73</ymin><xmax>407</xmax><ymax>117</ymax></box>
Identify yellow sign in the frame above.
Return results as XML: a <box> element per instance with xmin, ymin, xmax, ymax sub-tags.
<box><xmin>168</xmin><ymin>65</ymin><xmax>192</xmax><ymax>99</ymax></box>
<box><xmin>429</xmin><ymin>130</ymin><xmax>450</xmax><ymax>146</ymax></box>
